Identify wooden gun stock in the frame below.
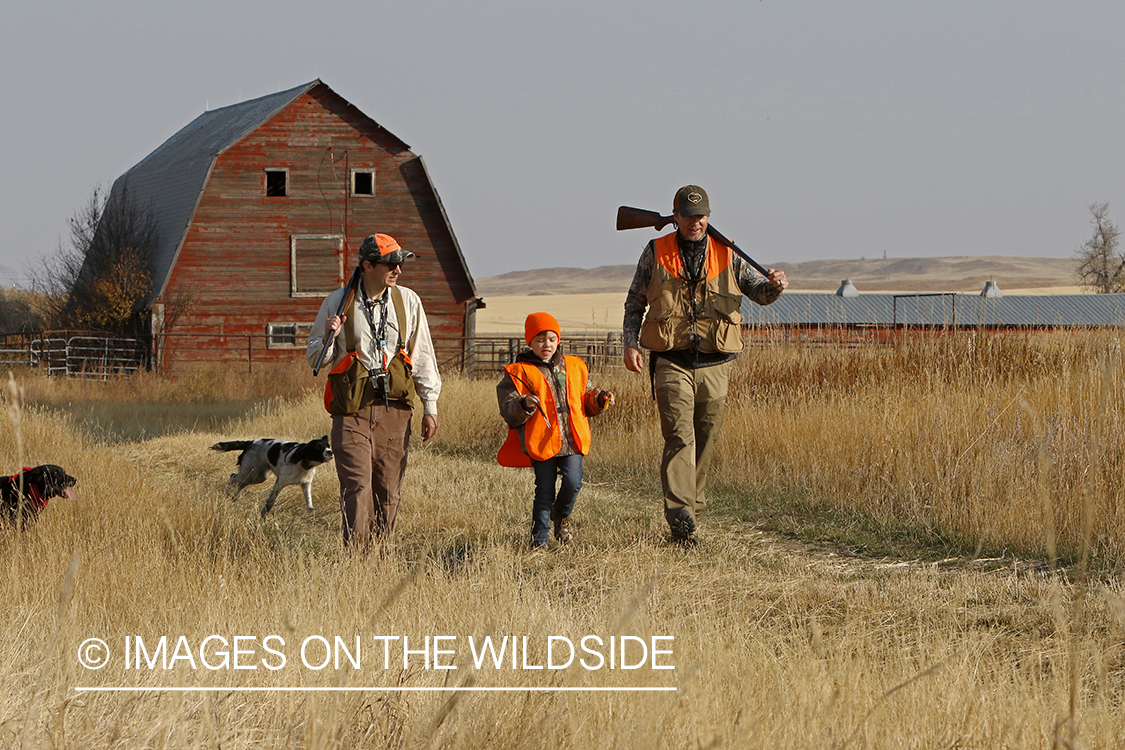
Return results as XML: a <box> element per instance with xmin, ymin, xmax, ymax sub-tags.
<box><xmin>615</xmin><ymin>205</ymin><xmax>771</xmax><ymax>278</ymax></box>
<box><xmin>616</xmin><ymin>206</ymin><xmax>675</xmax><ymax>232</ymax></box>
<box><xmin>312</xmin><ymin>265</ymin><xmax>363</xmax><ymax>377</ymax></box>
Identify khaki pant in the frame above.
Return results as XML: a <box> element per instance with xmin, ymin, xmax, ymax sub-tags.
<box><xmin>331</xmin><ymin>402</ymin><xmax>412</xmax><ymax>548</ymax></box>
<box><xmin>654</xmin><ymin>358</ymin><xmax>732</xmax><ymax>524</ymax></box>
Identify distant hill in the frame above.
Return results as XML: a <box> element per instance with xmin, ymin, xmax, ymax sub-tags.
<box><xmin>476</xmin><ymin>266</ymin><xmax>637</xmax><ymax>296</ymax></box>
<box><xmin>475</xmin><ymin>256</ymin><xmax>1080</xmax><ymax>296</ymax></box>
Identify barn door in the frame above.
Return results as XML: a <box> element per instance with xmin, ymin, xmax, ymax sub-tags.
<box><xmin>290</xmin><ymin>235</ymin><xmax>344</xmax><ymax>297</ymax></box>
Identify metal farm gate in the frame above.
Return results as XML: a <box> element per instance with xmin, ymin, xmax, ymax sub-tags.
<box><xmin>0</xmin><ymin>332</ymin><xmax>628</xmax><ymax>379</ymax></box>
<box><xmin>0</xmin><ymin>333</ymin><xmax>148</xmax><ymax>380</ymax></box>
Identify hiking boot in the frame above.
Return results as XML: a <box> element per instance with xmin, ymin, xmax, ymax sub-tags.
<box><xmin>668</xmin><ymin>508</ymin><xmax>697</xmax><ymax>546</ymax></box>
<box><xmin>554</xmin><ymin>516</ymin><xmax>574</xmax><ymax>544</ymax></box>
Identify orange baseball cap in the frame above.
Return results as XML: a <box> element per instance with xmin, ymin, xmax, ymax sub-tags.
<box><xmin>359</xmin><ymin>233</ymin><xmax>417</xmax><ymax>265</ymax></box>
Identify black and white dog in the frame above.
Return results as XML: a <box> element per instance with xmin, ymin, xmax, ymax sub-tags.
<box><xmin>210</xmin><ymin>436</ymin><xmax>333</xmax><ymax>517</ymax></box>
<box><xmin>0</xmin><ymin>464</ymin><xmax>77</xmax><ymax>527</ymax></box>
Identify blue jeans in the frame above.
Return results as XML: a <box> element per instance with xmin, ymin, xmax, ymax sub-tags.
<box><xmin>530</xmin><ymin>454</ymin><xmax>583</xmax><ymax>545</ymax></box>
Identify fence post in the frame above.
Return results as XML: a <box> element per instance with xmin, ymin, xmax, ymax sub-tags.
<box><xmin>247</xmin><ymin>336</ymin><xmax>253</xmax><ymax>374</ymax></box>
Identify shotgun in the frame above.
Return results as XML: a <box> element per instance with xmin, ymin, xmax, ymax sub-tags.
<box><xmin>312</xmin><ymin>264</ymin><xmax>363</xmax><ymax>377</ymax></box>
<box><xmin>616</xmin><ymin>205</ymin><xmax>772</xmax><ymax>278</ymax></box>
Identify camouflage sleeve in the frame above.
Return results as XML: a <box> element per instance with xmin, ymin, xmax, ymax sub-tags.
<box><xmin>583</xmin><ymin>387</ymin><xmax>610</xmax><ymax>417</ymax></box>
<box><xmin>581</xmin><ymin>369</ymin><xmax>606</xmax><ymax>417</ymax></box>
<box><xmin>734</xmin><ymin>254</ymin><xmax>782</xmax><ymax>307</ymax></box>
<box><xmin>622</xmin><ymin>241</ymin><xmax>655</xmax><ymax>349</ymax></box>
<box><xmin>497</xmin><ymin>372</ymin><xmax>534</xmax><ymax>428</ymax></box>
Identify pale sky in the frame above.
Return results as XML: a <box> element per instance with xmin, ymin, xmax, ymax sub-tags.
<box><xmin>2</xmin><ymin>1</ymin><xmax>1123</xmax><ymax>287</ymax></box>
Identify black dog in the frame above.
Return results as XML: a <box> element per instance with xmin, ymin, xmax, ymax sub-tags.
<box><xmin>0</xmin><ymin>464</ymin><xmax>77</xmax><ymax>527</ymax></box>
<box><xmin>211</xmin><ymin>436</ymin><xmax>333</xmax><ymax>517</ymax></box>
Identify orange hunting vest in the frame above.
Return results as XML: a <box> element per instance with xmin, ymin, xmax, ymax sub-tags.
<box><xmin>639</xmin><ymin>232</ymin><xmax>745</xmax><ymax>354</ymax></box>
<box><xmin>497</xmin><ymin>356</ymin><xmax>592</xmax><ymax>467</ymax></box>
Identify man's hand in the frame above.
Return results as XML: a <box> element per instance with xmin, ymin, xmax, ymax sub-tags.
<box><xmin>421</xmin><ymin>414</ymin><xmax>439</xmax><ymax>442</ymax></box>
<box><xmin>624</xmin><ymin>346</ymin><xmax>644</xmax><ymax>374</ymax></box>
<box><xmin>767</xmin><ymin>268</ymin><xmax>788</xmax><ymax>291</ymax></box>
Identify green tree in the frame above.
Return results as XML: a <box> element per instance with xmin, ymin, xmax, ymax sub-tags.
<box><xmin>1075</xmin><ymin>202</ymin><xmax>1124</xmax><ymax>294</ymax></box>
<box><xmin>34</xmin><ymin>186</ymin><xmax>157</xmax><ymax>332</ymax></box>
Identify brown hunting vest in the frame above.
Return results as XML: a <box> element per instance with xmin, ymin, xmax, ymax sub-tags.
<box><xmin>639</xmin><ymin>232</ymin><xmax>745</xmax><ymax>354</ymax></box>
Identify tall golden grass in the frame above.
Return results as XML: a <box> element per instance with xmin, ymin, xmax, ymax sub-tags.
<box><xmin>2</xmin><ymin>331</ymin><xmax>1125</xmax><ymax>748</ymax></box>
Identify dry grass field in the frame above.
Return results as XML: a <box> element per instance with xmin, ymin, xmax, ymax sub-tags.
<box><xmin>2</xmin><ymin>333</ymin><xmax>1125</xmax><ymax>749</ymax></box>
<box><xmin>474</xmin><ymin>288</ymin><xmax>1091</xmax><ymax>336</ymax></box>
<box><xmin>476</xmin><ymin>293</ymin><xmax>624</xmax><ymax>335</ymax></box>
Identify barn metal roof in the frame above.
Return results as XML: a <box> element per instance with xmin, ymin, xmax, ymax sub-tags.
<box><xmin>741</xmin><ymin>291</ymin><xmax>1125</xmax><ymax>328</ymax></box>
<box><xmin>108</xmin><ymin>81</ymin><xmax>320</xmax><ymax>304</ymax></box>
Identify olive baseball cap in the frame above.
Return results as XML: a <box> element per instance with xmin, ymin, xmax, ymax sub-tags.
<box><xmin>673</xmin><ymin>185</ymin><xmax>710</xmax><ymax>217</ymax></box>
<box><xmin>359</xmin><ymin>233</ymin><xmax>417</xmax><ymax>265</ymax></box>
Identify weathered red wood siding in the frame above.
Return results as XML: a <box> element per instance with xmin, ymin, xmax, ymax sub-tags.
<box><xmin>159</xmin><ymin>86</ymin><xmax>474</xmax><ymax>371</ymax></box>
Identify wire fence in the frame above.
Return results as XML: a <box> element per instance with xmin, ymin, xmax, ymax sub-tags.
<box><xmin>0</xmin><ymin>323</ymin><xmax>1025</xmax><ymax>380</ymax></box>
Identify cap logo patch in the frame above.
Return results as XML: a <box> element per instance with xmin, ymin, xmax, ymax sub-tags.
<box><xmin>688</xmin><ymin>192</ymin><xmax>703</xmax><ymax>204</ymax></box>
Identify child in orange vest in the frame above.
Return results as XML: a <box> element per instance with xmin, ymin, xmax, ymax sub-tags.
<box><xmin>497</xmin><ymin>313</ymin><xmax>614</xmax><ymax>548</ymax></box>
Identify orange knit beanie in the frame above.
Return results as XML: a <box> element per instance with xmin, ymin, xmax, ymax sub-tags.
<box><xmin>524</xmin><ymin>312</ymin><xmax>560</xmax><ymax>345</ymax></box>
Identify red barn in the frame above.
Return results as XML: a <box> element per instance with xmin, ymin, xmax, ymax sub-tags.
<box><xmin>106</xmin><ymin>79</ymin><xmax>478</xmax><ymax>372</ymax></box>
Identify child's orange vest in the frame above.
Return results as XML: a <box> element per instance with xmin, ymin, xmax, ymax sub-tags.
<box><xmin>497</xmin><ymin>356</ymin><xmax>592</xmax><ymax>467</ymax></box>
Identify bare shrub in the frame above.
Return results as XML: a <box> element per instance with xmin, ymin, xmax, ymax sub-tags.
<box><xmin>1075</xmin><ymin>202</ymin><xmax>1124</xmax><ymax>293</ymax></box>
<box><xmin>32</xmin><ymin>185</ymin><xmax>156</xmax><ymax>332</ymax></box>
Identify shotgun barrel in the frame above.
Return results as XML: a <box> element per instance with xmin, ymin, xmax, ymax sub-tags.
<box><xmin>705</xmin><ymin>226</ymin><xmax>770</xmax><ymax>278</ymax></box>
<box><xmin>312</xmin><ymin>265</ymin><xmax>363</xmax><ymax>377</ymax></box>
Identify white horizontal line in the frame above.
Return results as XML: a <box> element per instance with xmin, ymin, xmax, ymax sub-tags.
<box><xmin>74</xmin><ymin>686</ymin><xmax>676</xmax><ymax>693</ymax></box>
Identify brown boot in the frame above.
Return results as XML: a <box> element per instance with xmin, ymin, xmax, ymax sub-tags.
<box><xmin>668</xmin><ymin>508</ymin><xmax>697</xmax><ymax>547</ymax></box>
<box><xmin>554</xmin><ymin>516</ymin><xmax>574</xmax><ymax>544</ymax></box>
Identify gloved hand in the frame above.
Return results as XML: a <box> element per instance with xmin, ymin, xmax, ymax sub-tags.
<box><xmin>596</xmin><ymin>390</ymin><xmax>615</xmax><ymax>409</ymax></box>
<box><xmin>522</xmin><ymin>394</ymin><xmax>541</xmax><ymax>413</ymax></box>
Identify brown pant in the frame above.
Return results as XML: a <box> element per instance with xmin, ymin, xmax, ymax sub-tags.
<box><xmin>653</xmin><ymin>357</ymin><xmax>732</xmax><ymax>524</ymax></box>
<box><xmin>331</xmin><ymin>402</ymin><xmax>412</xmax><ymax>548</ymax></box>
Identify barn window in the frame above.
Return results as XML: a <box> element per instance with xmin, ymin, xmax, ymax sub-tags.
<box><xmin>267</xmin><ymin>322</ymin><xmax>313</xmax><ymax>349</ymax></box>
<box><xmin>290</xmin><ymin>235</ymin><xmax>344</xmax><ymax>297</ymax></box>
<box><xmin>352</xmin><ymin>169</ymin><xmax>375</xmax><ymax>196</ymax></box>
<box><xmin>265</xmin><ymin>169</ymin><xmax>288</xmax><ymax>197</ymax></box>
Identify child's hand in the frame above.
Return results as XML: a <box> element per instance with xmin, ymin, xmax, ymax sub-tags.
<box><xmin>597</xmin><ymin>390</ymin><xmax>615</xmax><ymax>409</ymax></box>
<box><xmin>522</xmin><ymin>394</ymin><xmax>540</xmax><ymax>413</ymax></box>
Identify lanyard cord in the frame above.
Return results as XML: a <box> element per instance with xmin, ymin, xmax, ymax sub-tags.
<box><xmin>359</xmin><ymin>283</ymin><xmax>391</xmax><ymax>372</ymax></box>
<box><xmin>681</xmin><ymin>243</ymin><xmax>705</xmax><ymax>358</ymax></box>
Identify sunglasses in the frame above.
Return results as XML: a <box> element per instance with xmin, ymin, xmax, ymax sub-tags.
<box><xmin>364</xmin><ymin>260</ymin><xmax>401</xmax><ymax>271</ymax></box>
